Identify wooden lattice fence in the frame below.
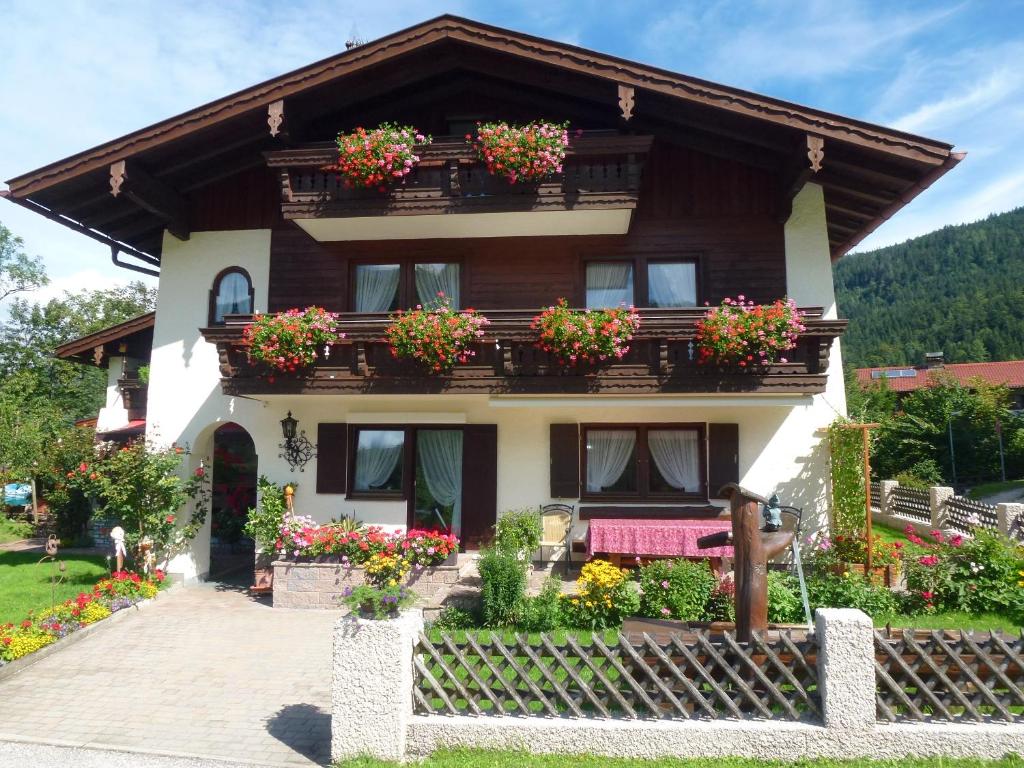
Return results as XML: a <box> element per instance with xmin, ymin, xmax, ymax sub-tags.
<box><xmin>945</xmin><ymin>495</ymin><xmax>998</xmax><ymax>534</ymax></box>
<box><xmin>413</xmin><ymin>629</ymin><xmax>820</xmax><ymax>722</ymax></box>
<box><xmin>874</xmin><ymin>628</ymin><xmax>1024</xmax><ymax>723</ymax></box>
<box><xmin>890</xmin><ymin>486</ymin><xmax>931</xmax><ymax>523</ymax></box>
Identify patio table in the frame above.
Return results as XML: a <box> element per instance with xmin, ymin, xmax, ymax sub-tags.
<box><xmin>586</xmin><ymin>517</ymin><xmax>733</xmax><ymax>566</ymax></box>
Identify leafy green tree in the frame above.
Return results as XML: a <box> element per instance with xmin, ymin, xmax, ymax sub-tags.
<box><xmin>0</xmin><ymin>223</ymin><xmax>47</xmax><ymax>304</ymax></box>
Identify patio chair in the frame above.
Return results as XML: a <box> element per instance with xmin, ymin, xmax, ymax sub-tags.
<box><xmin>539</xmin><ymin>504</ymin><xmax>573</xmax><ymax>565</ymax></box>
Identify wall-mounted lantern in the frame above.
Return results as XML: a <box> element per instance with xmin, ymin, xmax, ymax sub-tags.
<box><xmin>279</xmin><ymin>411</ymin><xmax>316</xmax><ymax>472</ymax></box>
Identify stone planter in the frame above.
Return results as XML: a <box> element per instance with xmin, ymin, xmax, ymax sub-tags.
<box><xmin>272</xmin><ymin>558</ymin><xmax>460</xmax><ymax>609</ymax></box>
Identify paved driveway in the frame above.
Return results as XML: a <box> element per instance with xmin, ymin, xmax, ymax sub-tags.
<box><xmin>0</xmin><ymin>581</ymin><xmax>341</xmax><ymax>767</ymax></box>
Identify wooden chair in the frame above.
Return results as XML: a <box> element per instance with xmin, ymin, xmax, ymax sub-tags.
<box><xmin>539</xmin><ymin>504</ymin><xmax>573</xmax><ymax>564</ymax></box>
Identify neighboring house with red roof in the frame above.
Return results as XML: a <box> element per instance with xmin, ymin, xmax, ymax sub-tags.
<box><xmin>856</xmin><ymin>354</ymin><xmax>1024</xmax><ymax>410</ymax></box>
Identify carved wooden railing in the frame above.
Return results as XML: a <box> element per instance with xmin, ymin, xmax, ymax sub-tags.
<box><xmin>201</xmin><ymin>308</ymin><xmax>845</xmax><ymax>396</ymax></box>
<box><xmin>264</xmin><ymin>132</ymin><xmax>653</xmax><ymax>219</ymax></box>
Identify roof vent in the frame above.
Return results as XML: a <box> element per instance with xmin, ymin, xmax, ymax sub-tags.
<box><xmin>924</xmin><ymin>351</ymin><xmax>945</xmax><ymax>369</ymax></box>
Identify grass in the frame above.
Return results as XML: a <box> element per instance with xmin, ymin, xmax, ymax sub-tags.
<box><xmin>0</xmin><ymin>551</ymin><xmax>109</xmax><ymax>624</ymax></box>
<box><xmin>0</xmin><ymin>517</ymin><xmax>33</xmax><ymax>545</ymax></box>
<box><xmin>876</xmin><ymin>612</ymin><xmax>1021</xmax><ymax>633</ymax></box>
<box><xmin>870</xmin><ymin>521</ymin><xmax>908</xmax><ymax>544</ymax></box>
<box><xmin>969</xmin><ymin>479</ymin><xmax>1024</xmax><ymax>501</ymax></box>
<box><xmin>336</xmin><ymin>749</ymin><xmax>1024</xmax><ymax>768</ymax></box>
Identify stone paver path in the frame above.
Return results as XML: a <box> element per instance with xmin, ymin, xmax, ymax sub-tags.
<box><xmin>0</xmin><ymin>582</ymin><xmax>341</xmax><ymax>767</ymax></box>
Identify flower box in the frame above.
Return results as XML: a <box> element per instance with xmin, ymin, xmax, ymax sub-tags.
<box><xmin>271</xmin><ymin>558</ymin><xmax>460</xmax><ymax>609</ymax></box>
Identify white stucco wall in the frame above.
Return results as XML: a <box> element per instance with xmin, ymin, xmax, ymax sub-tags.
<box><xmin>95</xmin><ymin>357</ymin><xmax>129</xmax><ymax>433</ymax></box>
<box><xmin>147</xmin><ymin>192</ymin><xmax>845</xmax><ymax>580</ymax></box>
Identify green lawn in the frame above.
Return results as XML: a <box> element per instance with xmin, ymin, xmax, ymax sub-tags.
<box><xmin>876</xmin><ymin>612</ymin><xmax>1021</xmax><ymax>633</ymax></box>
<box><xmin>0</xmin><ymin>551</ymin><xmax>109</xmax><ymax>624</ymax></box>
<box><xmin>871</xmin><ymin>521</ymin><xmax>908</xmax><ymax>544</ymax></box>
<box><xmin>336</xmin><ymin>749</ymin><xmax>1024</xmax><ymax>768</ymax></box>
<box><xmin>969</xmin><ymin>479</ymin><xmax>1024</xmax><ymax>501</ymax></box>
<box><xmin>0</xmin><ymin>517</ymin><xmax>33</xmax><ymax>545</ymax></box>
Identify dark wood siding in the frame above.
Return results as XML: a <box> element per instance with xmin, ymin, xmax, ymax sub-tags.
<box><xmin>267</xmin><ymin>140</ymin><xmax>787</xmax><ymax>312</ymax></box>
<box><xmin>316</xmin><ymin>423</ymin><xmax>348</xmax><ymax>494</ymax></box>
<box><xmin>461</xmin><ymin>424</ymin><xmax>498</xmax><ymax>548</ymax></box>
<box><xmin>550</xmin><ymin>423</ymin><xmax>581</xmax><ymax>498</ymax></box>
<box><xmin>189</xmin><ymin>166</ymin><xmax>280</xmax><ymax>232</ymax></box>
<box><xmin>707</xmin><ymin>423</ymin><xmax>739</xmax><ymax>498</ymax></box>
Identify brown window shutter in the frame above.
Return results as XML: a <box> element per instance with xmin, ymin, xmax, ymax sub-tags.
<box><xmin>708</xmin><ymin>423</ymin><xmax>739</xmax><ymax>498</ymax></box>
<box><xmin>549</xmin><ymin>423</ymin><xmax>580</xmax><ymax>498</ymax></box>
<box><xmin>461</xmin><ymin>425</ymin><xmax>498</xmax><ymax>549</ymax></box>
<box><xmin>316</xmin><ymin>423</ymin><xmax>347</xmax><ymax>494</ymax></box>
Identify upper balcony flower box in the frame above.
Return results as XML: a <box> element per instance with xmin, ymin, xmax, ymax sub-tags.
<box><xmin>201</xmin><ymin>308</ymin><xmax>845</xmax><ymax>397</ymax></box>
<box><xmin>264</xmin><ymin>132</ymin><xmax>653</xmax><ymax>241</ymax></box>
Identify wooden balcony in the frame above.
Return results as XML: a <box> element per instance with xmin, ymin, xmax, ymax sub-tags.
<box><xmin>117</xmin><ymin>373</ymin><xmax>148</xmax><ymax>418</ymax></box>
<box><xmin>264</xmin><ymin>132</ymin><xmax>652</xmax><ymax>228</ymax></box>
<box><xmin>201</xmin><ymin>309</ymin><xmax>846</xmax><ymax>397</ymax></box>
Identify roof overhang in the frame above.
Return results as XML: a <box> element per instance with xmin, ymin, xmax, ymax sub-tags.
<box><xmin>55</xmin><ymin>312</ymin><xmax>155</xmax><ymax>367</ymax></box>
<box><xmin>2</xmin><ymin>15</ymin><xmax>960</xmax><ymax>262</ymax></box>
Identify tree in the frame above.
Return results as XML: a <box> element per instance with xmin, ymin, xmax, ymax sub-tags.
<box><xmin>0</xmin><ymin>223</ymin><xmax>47</xmax><ymax>304</ymax></box>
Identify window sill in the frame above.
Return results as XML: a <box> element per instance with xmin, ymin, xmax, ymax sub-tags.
<box><xmin>345</xmin><ymin>493</ymin><xmax>406</xmax><ymax>502</ymax></box>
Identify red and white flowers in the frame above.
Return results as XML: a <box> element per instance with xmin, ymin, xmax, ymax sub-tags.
<box><xmin>332</xmin><ymin>123</ymin><xmax>430</xmax><ymax>191</ymax></box>
<box><xmin>469</xmin><ymin>121</ymin><xmax>571</xmax><ymax>184</ymax></box>
<box><xmin>532</xmin><ymin>298</ymin><xmax>640</xmax><ymax>367</ymax></box>
<box><xmin>694</xmin><ymin>296</ymin><xmax>805</xmax><ymax>368</ymax></box>
<box><xmin>384</xmin><ymin>294</ymin><xmax>488</xmax><ymax>374</ymax></box>
<box><xmin>243</xmin><ymin>306</ymin><xmax>342</xmax><ymax>374</ymax></box>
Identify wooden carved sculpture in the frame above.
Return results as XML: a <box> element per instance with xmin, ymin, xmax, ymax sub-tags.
<box><xmin>698</xmin><ymin>483</ymin><xmax>794</xmax><ymax>641</ymax></box>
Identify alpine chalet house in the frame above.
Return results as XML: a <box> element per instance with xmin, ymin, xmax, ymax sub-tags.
<box><xmin>2</xmin><ymin>17</ymin><xmax>960</xmax><ymax>581</ymax></box>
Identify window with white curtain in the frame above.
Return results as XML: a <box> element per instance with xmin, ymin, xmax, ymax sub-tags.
<box><xmin>648</xmin><ymin>262</ymin><xmax>697</xmax><ymax>308</ymax></box>
<box><xmin>211</xmin><ymin>269</ymin><xmax>252</xmax><ymax>324</ymax></box>
<box><xmin>352</xmin><ymin>429</ymin><xmax>405</xmax><ymax>493</ymax></box>
<box><xmin>354</xmin><ymin>264</ymin><xmax>400</xmax><ymax>313</ymax></box>
<box><xmin>415</xmin><ymin>263</ymin><xmax>460</xmax><ymax>308</ymax></box>
<box><xmin>583</xmin><ymin>425</ymin><xmax>704</xmax><ymax>498</ymax></box>
<box><xmin>586</xmin><ymin>262</ymin><xmax>634</xmax><ymax>308</ymax></box>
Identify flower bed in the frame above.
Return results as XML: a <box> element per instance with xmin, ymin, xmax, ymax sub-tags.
<box><xmin>532</xmin><ymin>299</ymin><xmax>640</xmax><ymax>368</ymax></box>
<box><xmin>695</xmin><ymin>296</ymin><xmax>805</xmax><ymax>368</ymax></box>
<box><xmin>0</xmin><ymin>570</ymin><xmax>165</xmax><ymax>666</ymax></box>
<box><xmin>272</xmin><ymin>559</ymin><xmax>459</xmax><ymax>609</ymax></box>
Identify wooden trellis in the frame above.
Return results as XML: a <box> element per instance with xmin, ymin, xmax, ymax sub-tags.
<box><xmin>874</xmin><ymin>628</ymin><xmax>1024</xmax><ymax>722</ymax></box>
<box><xmin>413</xmin><ymin>629</ymin><xmax>821</xmax><ymax>722</ymax></box>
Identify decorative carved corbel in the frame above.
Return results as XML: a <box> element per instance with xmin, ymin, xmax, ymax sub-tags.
<box><xmin>806</xmin><ymin>135</ymin><xmax>825</xmax><ymax>172</ymax></box>
<box><xmin>109</xmin><ymin>162</ymin><xmax>125</xmax><ymax>197</ymax></box>
<box><xmin>268</xmin><ymin>100</ymin><xmax>285</xmax><ymax>138</ymax></box>
<box><xmin>108</xmin><ymin>159</ymin><xmax>189</xmax><ymax>241</ymax></box>
<box><xmin>618</xmin><ymin>84</ymin><xmax>635</xmax><ymax>121</ymax></box>
<box><xmin>93</xmin><ymin>345</ymin><xmax>105</xmax><ymax>366</ymax></box>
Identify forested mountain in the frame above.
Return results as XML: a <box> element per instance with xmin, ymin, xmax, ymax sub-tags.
<box><xmin>834</xmin><ymin>207</ymin><xmax>1024</xmax><ymax>368</ymax></box>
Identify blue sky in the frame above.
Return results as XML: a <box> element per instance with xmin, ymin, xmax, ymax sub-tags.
<box><xmin>2</xmin><ymin>0</ymin><xmax>1024</xmax><ymax>304</ymax></box>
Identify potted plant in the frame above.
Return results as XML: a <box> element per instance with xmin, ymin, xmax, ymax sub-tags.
<box><xmin>806</xmin><ymin>531</ymin><xmax>902</xmax><ymax>587</ymax></box>
<box><xmin>331</xmin><ymin>123</ymin><xmax>430</xmax><ymax>192</ymax></box>
<box><xmin>342</xmin><ymin>584</ymin><xmax>415</xmax><ymax>620</ymax></box>
<box><xmin>243</xmin><ymin>306</ymin><xmax>341</xmax><ymax>377</ymax></box>
<box><xmin>243</xmin><ymin>477</ymin><xmax>294</xmax><ymax>591</ymax></box>
<box><xmin>384</xmin><ymin>295</ymin><xmax>489</xmax><ymax>374</ymax></box>
<box><xmin>694</xmin><ymin>296</ymin><xmax>805</xmax><ymax>369</ymax></box>
<box><xmin>468</xmin><ymin>120</ymin><xmax>571</xmax><ymax>184</ymax></box>
<box><xmin>531</xmin><ymin>298</ymin><xmax>640</xmax><ymax>369</ymax></box>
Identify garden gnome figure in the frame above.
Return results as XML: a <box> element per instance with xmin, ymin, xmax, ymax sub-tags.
<box><xmin>110</xmin><ymin>526</ymin><xmax>126</xmax><ymax>571</ymax></box>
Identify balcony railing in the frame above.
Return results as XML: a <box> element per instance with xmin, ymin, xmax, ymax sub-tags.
<box><xmin>201</xmin><ymin>308</ymin><xmax>846</xmax><ymax>396</ymax></box>
<box><xmin>264</xmin><ymin>132</ymin><xmax>653</xmax><ymax>219</ymax></box>
<box><xmin>117</xmin><ymin>373</ymin><xmax>148</xmax><ymax>417</ymax></box>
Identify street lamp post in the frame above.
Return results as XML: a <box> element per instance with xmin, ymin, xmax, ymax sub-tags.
<box><xmin>947</xmin><ymin>410</ymin><xmax>961</xmax><ymax>489</ymax></box>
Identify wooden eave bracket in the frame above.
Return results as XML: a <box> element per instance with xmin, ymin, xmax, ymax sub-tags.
<box><xmin>268</xmin><ymin>100</ymin><xmax>285</xmax><ymax>138</ymax></box>
<box><xmin>618</xmin><ymin>84</ymin><xmax>635</xmax><ymax>121</ymax></box>
<box><xmin>778</xmin><ymin>134</ymin><xmax>825</xmax><ymax>222</ymax></box>
<box><xmin>109</xmin><ymin>159</ymin><xmax>189</xmax><ymax>241</ymax></box>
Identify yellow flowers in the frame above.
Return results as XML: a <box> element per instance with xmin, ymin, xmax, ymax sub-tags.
<box><xmin>365</xmin><ymin>552</ymin><xmax>410</xmax><ymax>588</ymax></box>
<box><xmin>78</xmin><ymin>601</ymin><xmax>112</xmax><ymax>625</ymax></box>
<box><xmin>578</xmin><ymin>560</ymin><xmax>628</xmax><ymax>591</ymax></box>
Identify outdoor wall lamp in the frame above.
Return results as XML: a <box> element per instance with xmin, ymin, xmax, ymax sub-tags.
<box><xmin>279</xmin><ymin>411</ymin><xmax>316</xmax><ymax>472</ymax></box>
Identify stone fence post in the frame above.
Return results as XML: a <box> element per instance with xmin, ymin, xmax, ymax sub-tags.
<box><xmin>878</xmin><ymin>480</ymin><xmax>899</xmax><ymax>515</ymax></box>
<box><xmin>998</xmin><ymin>503</ymin><xmax>1024</xmax><ymax>539</ymax></box>
<box><xmin>815</xmin><ymin>608</ymin><xmax>875</xmax><ymax>732</ymax></box>
<box><xmin>929</xmin><ymin>486</ymin><xmax>954</xmax><ymax>530</ymax></box>
<box><xmin>332</xmin><ymin>609</ymin><xmax>423</xmax><ymax>762</ymax></box>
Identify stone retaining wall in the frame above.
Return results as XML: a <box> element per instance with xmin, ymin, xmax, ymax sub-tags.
<box><xmin>272</xmin><ymin>560</ymin><xmax>460</xmax><ymax>609</ymax></box>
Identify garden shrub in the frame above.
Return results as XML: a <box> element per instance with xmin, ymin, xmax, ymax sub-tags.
<box><xmin>562</xmin><ymin>560</ymin><xmax>639</xmax><ymax>630</ymax></box>
<box><xmin>521</xmin><ymin>577</ymin><xmax>563</xmax><ymax>632</ymax></box>
<box><xmin>244</xmin><ymin>476</ymin><xmax>291</xmax><ymax>554</ymax></box>
<box><xmin>767</xmin><ymin>571</ymin><xmax>804</xmax><ymax>624</ymax></box>
<box><xmin>638</xmin><ymin>558</ymin><xmax>716</xmax><ymax>621</ymax></box>
<box><xmin>705</xmin><ymin>576</ymin><xmax>736</xmax><ymax>623</ymax></box>
<box><xmin>805</xmin><ymin>571</ymin><xmax>898</xmax><ymax>617</ymax></box>
<box><xmin>493</xmin><ymin>508</ymin><xmax>543</xmax><ymax>561</ymax></box>
<box><xmin>479</xmin><ymin>547</ymin><xmax>527</xmax><ymax>627</ymax></box>
<box><xmin>429</xmin><ymin>606</ymin><xmax>479</xmax><ymax>631</ymax></box>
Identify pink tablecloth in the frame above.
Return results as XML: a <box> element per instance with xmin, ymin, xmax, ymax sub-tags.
<box><xmin>586</xmin><ymin>518</ymin><xmax>733</xmax><ymax>558</ymax></box>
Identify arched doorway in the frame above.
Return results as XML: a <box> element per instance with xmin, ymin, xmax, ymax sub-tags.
<box><xmin>209</xmin><ymin>422</ymin><xmax>258</xmax><ymax>580</ymax></box>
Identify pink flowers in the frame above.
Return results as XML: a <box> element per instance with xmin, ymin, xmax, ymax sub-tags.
<box><xmin>244</xmin><ymin>307</ymin><xmax>342</xmax><ymax>374</ymax></box>
<box><xmin>918</xmin><ymin>554</ymin><xmax>939</xmax><ymax>567</ymax></box>
<box><xmin>532</xmin><ymin>299</ymin><xmax>640</xmax><ymax>368</ymax></box>
<box><xmin>695</xmin><ymin>297</ymin><xmax>805</xmax><ymax>367</ymax></box>
<box><xmin>331</xmin><ymin>123</ymin><xmax>430</xmax><ymax>190</ymax></box>
<box><xmin>384</xmin><ymin>296</ymin><xmax>489</xmax><ymax>374</ymax></box>
<box><xmin>470</xmin><ymin>121</ymin><xmax>570</xmax><ymax>183</ymax></box>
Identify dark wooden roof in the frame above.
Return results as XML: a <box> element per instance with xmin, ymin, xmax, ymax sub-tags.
<box><xmin>2</xmin><ymin>14</ymin><xmax>960</xmax><ymax>263</ymax></box>
<box><xmin>54</xmin><ymin>312</ymin><xmax>155</xmax><ymax>366</ymax></box>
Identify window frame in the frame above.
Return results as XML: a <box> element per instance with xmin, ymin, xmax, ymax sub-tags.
<box><xmin>580</xmin><ymin>253</ymin><xmax>702</xmax><ymax>308</ymax></box>
<box><xmin>579</xmin><ymin>422</ymin><xmax>707</xmax><ymax>501</ymax></box>
<box><xmin>208</xmin><ymin>266</ymin><xmax>254</xmax><ymax>326</ymax></box>
<box><xmin>346</xmin><ymin>425</ymin><xmax>409</xmax><ymax>501</ymax></box>
<box><xmin>348</xmin><ymin>257</ymin><xmax>466</xmax><ymax>312</ymax></box>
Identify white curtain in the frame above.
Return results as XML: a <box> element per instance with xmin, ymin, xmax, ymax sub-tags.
<box><xmin>648</xmin><ymin>429</ymin><xmax>701</xmax><ymax>491</ymax></box>
<box><xmin>353</xmin><ymin>430</ymin><xmax>404</xmax><ymax>491</ymax></box>
<box><xmin>355</xmin><ymin>264</ymin><xmax>400</xmax><ymax>313</ymax></box>
<box><xmin>415</xmin><ymin>263</ymin><xmax>460</xmax><ymax>308</ymax></box>
<box><xmin>648</xmin><ymin>262</ymin><xmax>697</xmax><ymax>308</ymax></box>
<box><xmin>586</xmin><ymin>430</ymin><xmax>636</xmax><ymax>492</ymax></box>
<box><xmin>586</xmin><ymin>263</ymin><xmax>634</xmax><ymax>308</ymax></box>
<box><xmin>215</xmin><ymin>272</ymin><xmax>251</xmax><ymax>322</ymax></box>
<box><xmin>418</xmin><ymin>430</ymin><xmax>463</xmax><ymax>535</ymax></box>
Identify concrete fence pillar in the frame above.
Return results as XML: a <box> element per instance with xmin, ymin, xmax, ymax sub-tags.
<box><xmin>929</xmin><ymin>486</ymin><xmax>954</xmax><ymax>530</ymax></box>
<box><xmin>878</xmin><ymin>480</ymin><xmax>899</xmax><ymax>515</ymax></box>
<box><xmin>997</xmin><ymin>503</ymin><xmax>1024</xmax><ymax>538</ymax></box>
<box><xmin>332</xmin><ymin>609</ymin><xmax>423</xmax><ymax>762</ymax></box>
<box><xmin>815</xmin><ymin>608</ymin><xmax>875</xmax><ymax>732</ymax></box>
